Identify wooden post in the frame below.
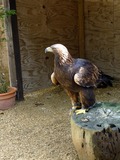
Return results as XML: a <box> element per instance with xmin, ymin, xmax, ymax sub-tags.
<box><xmin>3</xmin><ymin>0</ymin><xmax>24</xmax><ymax>100</ymax></box>
<box><xmin>3</xmin><ymin>0</ymin><xmax>17</xmax><ymax>88</ymax></box>
<box><xmin>78</xmin><ymin>0</ymin><xmax>85</xmax><ymax>58</ymax></box>
<box><xmin>71</xmin><ymin>102</ymin><xmax>120</xmax><ymax>160</ymax></box>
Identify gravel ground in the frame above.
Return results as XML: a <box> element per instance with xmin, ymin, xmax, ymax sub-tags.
<box><xmin>0</xmin><ymin>81</ymin><xmax>120</xmax><ymax>160</ymax></box>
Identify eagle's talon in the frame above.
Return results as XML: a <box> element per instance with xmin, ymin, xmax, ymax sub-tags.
<box><xmin>75</xmin><ymin>108</ymin><xmax>87</xmax><ymax>115</ymax></box>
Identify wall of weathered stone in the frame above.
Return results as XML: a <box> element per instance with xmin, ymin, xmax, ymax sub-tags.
<box><xmin>0</xmin><ymin>2</ymin><xmax>9</xmax><ymax>81</ymax></box>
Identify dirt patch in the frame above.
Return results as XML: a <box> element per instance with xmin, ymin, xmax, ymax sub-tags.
<box><xmin>0</xmin><ymin>81</ymin><xmax>120</xmax><ymax>160</ymax></box>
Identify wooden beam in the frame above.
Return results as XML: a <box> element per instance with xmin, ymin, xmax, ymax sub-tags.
<box><xmin>3</xmin><ymin>0</ymin><xmax>17</xmax><ymax>89</ymax></box>
<box><xmin>5</xmin><ymin>0</ymin><xmax>24</xmax><ymax>100</ymax></box>
<box><xmin>78</xmin><ymin>0</ymin><xmax>85</xmax><ymax>58</ymax></box>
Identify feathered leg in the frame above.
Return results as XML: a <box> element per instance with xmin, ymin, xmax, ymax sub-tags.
<box><xmin>76</xmin><ymin>88</ymin><xmax>96</xmax><ymax>115</ymax></box>
<box><xmin>80</xmin><ymin>88</ymin><xmax>95</xmax><ymax>108</ymax></box>
<box><xmin>65</xmin><ymin>89</ymin><xmax>81</xmax><ymax>111</ymax></box>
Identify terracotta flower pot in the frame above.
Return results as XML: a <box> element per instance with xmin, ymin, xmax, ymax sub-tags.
<box><xmin>0</xmin><ymin>87</ymin><xmax>17</xmax><ymax>110</ymax></box>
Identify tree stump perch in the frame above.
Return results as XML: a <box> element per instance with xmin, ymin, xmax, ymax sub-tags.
<box><xmin>71</xmin><ymin>102</ymin><xmax>120</xmax><ymax>160</ymax></box>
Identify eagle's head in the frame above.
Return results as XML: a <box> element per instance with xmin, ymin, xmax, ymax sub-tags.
<box><xmin>45</xmin><ymin>44</ymin><xmax>73</xmax><ymax>64</ymax></box>
<box><xmin>45</xmin><ymin>44</ymin><xmax>69</xmax><ymax>55</ymax></box>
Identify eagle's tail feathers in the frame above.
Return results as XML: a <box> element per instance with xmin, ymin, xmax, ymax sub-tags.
<box><xmin>97</xmin><ymin>72</ymin><xmax>114</xmax><ymax>88</ymax></box>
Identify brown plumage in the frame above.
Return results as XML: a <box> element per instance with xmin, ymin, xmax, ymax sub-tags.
<box><xmin>45</xmin><ymin>44</ymin><xmax>113</xmax><ymax>113</ymax></box>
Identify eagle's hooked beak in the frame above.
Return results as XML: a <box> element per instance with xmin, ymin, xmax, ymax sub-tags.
<box><xmin>45</xmin><ymin>47</ymin><xmax>53</xmax><ymax>53</ymax></box>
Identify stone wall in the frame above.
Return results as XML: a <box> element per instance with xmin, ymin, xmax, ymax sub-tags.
<box><xmin>0</xmin><ymin>2</ymin><xmax>9</xmax><ymax>81</ymax></box>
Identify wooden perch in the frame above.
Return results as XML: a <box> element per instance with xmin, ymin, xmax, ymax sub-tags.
<box><xmin>71</xmin><ymin>102</ymin><xmax>120</xmax><ymax>160</ymax></box>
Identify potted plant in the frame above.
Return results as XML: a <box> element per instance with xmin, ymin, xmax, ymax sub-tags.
<box><xmin>0</xmin><ymin>5</ymin><xmax>17</xmax><ymax>110</ymax></box>
<box><xmin>0</xmin><ymin>72</ymin><xmax>17</xmax><ymax>110</ymax></box>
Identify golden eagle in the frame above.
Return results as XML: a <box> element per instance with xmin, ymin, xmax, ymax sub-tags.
<box><xmin>45</xmin><ymin>44</ymin><xmax>113</xmax><ymax>114</ymax></box>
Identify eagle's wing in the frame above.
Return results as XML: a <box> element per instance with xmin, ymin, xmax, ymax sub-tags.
<box><xmin>74</xmin><ymin>63</ymin><xmax>99</xmax><ymax>87</ymax></box>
